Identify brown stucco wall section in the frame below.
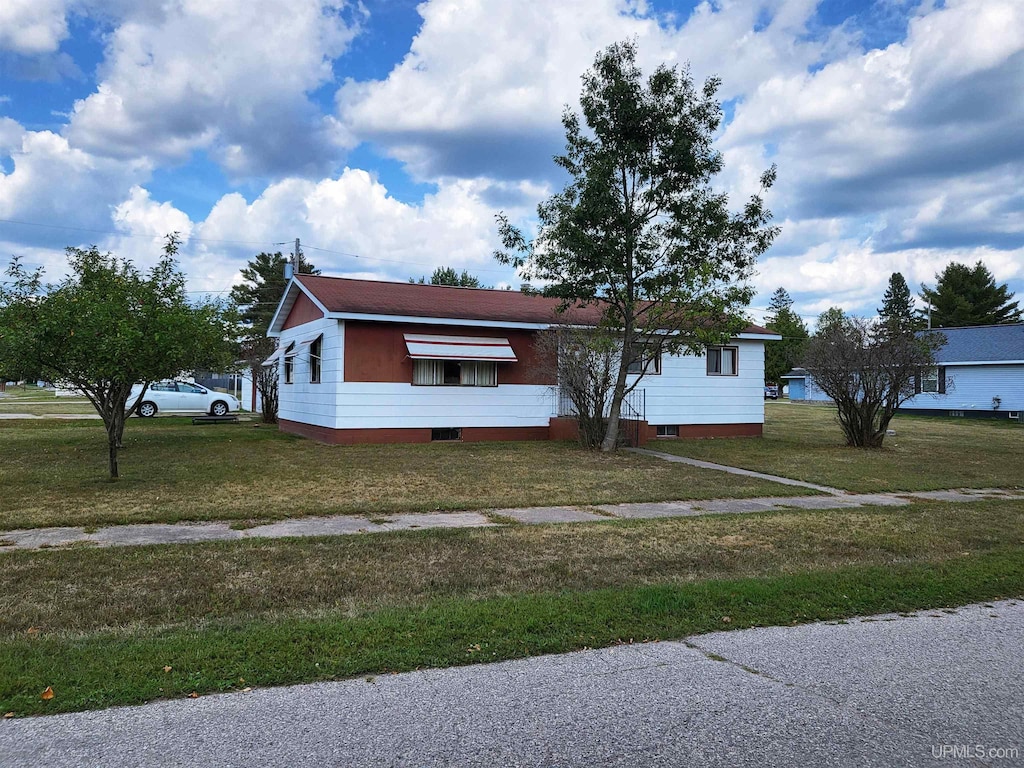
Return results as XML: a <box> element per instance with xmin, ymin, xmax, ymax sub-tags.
<box><xmin>343</xmin><ymin>321</ymin><xmax>555</xmax><ymax>385</ymax></box>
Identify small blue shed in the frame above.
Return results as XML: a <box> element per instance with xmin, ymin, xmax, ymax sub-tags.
<box><xmin>781</xmin><ymin>367</ymin><xmax>831</xmax><ymax>402</ymax></box>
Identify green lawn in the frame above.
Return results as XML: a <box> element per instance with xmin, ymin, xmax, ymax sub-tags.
<box><xmin>650</xmin><ymin>402</ymin><xmax>1024</xmax><ymax>493</ymax></box>
<box><xmin>3</xmin><ymin>499</ymin><xmax>1022</xmax><ymax>715</ymax></box>
<box><xmin>0</xmin><ymin>402</ymin><xmax>98</xmax><ymax>415</ymax></box>
<box><xmin>0</xmin><ymin>418</ymin><xmax>817</xmax><ymax>531</ymax></box>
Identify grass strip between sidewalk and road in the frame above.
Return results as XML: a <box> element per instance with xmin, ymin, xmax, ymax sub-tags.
<box><xmin>2</xmin><ymin>549</ymin><xmax>1022</xmax><ymax>716</ymax></box>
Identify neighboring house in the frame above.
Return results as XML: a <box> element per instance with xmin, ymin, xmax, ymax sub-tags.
<box><xmin>900</xmin><ymin>324</ymin><xmax>1024</xmax><ymax>420</ymax></box>
<box><xmin>266</xmin><ymin>274</ymin><xmax>781</xmax><ymax>445</ymax></box>
<box><xmin>780</xmin><ymin>367</ymin><xmax>832</xmax><ymax>402</ymax></box>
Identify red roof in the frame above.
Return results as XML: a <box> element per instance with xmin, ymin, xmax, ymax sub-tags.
<box><xmin>294</xmin><ymin>274</ymin><xmax>774</xmax><ymax>335</ymax></box>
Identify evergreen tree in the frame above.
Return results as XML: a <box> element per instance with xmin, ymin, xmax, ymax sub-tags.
<box><xmin>229</xmin><ymin>251</ymin><xmax>318</xmax><ymax>424</ymax></box>
<box><xmin>410</xmin><ymin>267</ymin><xmax>486</xmax><ymax>287</ymax></box>
<box><xmin>763</xmin><ymin>287</ymin><xmax>809</xmax><ymax>385</ymax></box>
<box><xmin>229</xmin><ymin>251</ymin><xmax>318</xmax><ymax>335</ymax></box>
<box><xmin>877</xmin><ymin>272</ymin><xmax>922</xmax><ymax>337</ymax></box>
<box><xmin>919</xmin><ymin>261</ymin><xmax>1021</xmax><ymax>327</ymax></box>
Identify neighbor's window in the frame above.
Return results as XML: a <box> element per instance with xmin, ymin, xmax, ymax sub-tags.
<box><xmin>656</xmin><ymin>425</ymin><xmax>679</xmax><ymax>437</ymax></box>
<box><xmin>626</xmin><ymin>347</ymin><xmax>661</xmax><ymax>375</ymax></box>
<box><xmin>413</xmin><ymin>360</ymin><xmax>497</xmax><ymax>386</ymax></box>
<box><xmin>921</xmin><ymin>367</ymin><xmax>939</xmax><ymax>393</ymax></box>
<box><xmin>707</xmin><ymin>346</ymin><xmax>738</xmax><ymax>376</ymax></box>
<box><xmin>283</xmin><ymin>342</ymin><xmax>296</xmax><ymax>384</ymax></box>
<box><xmin>309</xmin><ymin>335</ymin><xmax>323</xmax><ymax>384</ymax></box>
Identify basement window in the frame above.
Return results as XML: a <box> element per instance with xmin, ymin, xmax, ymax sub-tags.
<box><xmin>431</xmin><ymin>427</ymin><xmax>462</xmax><ymax>441</ymax></box>
<box><xmin>656</xmin><ymin>425</ymin><xmax>679</xmax><ymax>437</ymax></box>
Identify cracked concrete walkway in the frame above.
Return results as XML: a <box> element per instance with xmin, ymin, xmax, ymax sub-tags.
<box><xmin>2</xmin><ymin>487</ymin><xmax>1022</xmax><ymax>552</ymax></box>
<box><xmin>628</xmin><ymin>447</ymin><xmax>847</xmax><ymax>494</ymax></box>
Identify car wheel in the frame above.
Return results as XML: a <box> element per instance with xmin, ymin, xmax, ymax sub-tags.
<box><xmin>138</xmin><ymin>401</ymin><xmax>158</xmax><ymax>418</ymax></box>
<box><xmin>210</xmin><ymin>401</ymin><xmax>229</xmax><ymax>416</ymax></box>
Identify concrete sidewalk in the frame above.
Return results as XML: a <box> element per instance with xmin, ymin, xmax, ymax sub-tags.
<box><xmin>2</xmin><ymin>487</ymin><xmax>1022</xmax><ymax>551</ymax></box>
<box><xmin>3</xmin><ymin>600</ymin><xmax>1021</xmax><ymax>767</ymax></box>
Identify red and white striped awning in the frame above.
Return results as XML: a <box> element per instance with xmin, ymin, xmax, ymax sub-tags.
<box><xmin>404</xmin><ymin>333</ymin><xmax>518</xmax><ymax>361</ymax></box>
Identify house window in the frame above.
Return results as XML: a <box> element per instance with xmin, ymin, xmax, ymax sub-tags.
<box><xmin>413</xmin><ymin>359</ymin><xmax>497</xmax><ymax>386</ymax></box>
<box><xmin>656</xmin><ymin>425</ymin><xmax>679</xmax><ymax>437</ymax></box>
<box><xmin>283</xmin><ymin>342</ymin><xmax>296</xmax><ymax>384</ymax></box>
<box><xmin>309</xmin><ymin>335</ymin><xmax>323</xmax><ymax>384</ymax></box>
<box><xmin>626</xmin><ymin>347</ymin><xmax>661</xmax><ymax>375</ymax></box>
<box><xmin>431</xmin><ymin>427</ymin><xmax>462</xmax><ymax>441</ymax></box>
<box><xmin>921</xmin><ymin>367</ymin><xmax>939</xmax><ymax>393</ymax></box>
<box><xmin>707</xmin><ymin>346</ymin><xmax>738</xmax><ymax>376</ymax></box>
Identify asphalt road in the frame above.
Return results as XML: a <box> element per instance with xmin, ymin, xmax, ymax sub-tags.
<box><xmin>2</xmin><ymin>601</ymin><xmax>1022</xmax><ymax>767</ymax></box>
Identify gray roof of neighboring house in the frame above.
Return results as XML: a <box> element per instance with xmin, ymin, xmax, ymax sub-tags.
<box><xmin>925</xmin><ymin>323</ymin><xmax>1024</xmax><ymax>363</ymax></box>
<box><xmin>781</xmin><ymin>367</ymin><xmax>808</xmax><ymax>379</ymax></box>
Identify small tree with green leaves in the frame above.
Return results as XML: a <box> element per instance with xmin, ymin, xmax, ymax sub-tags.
<box><xmin>0</xmin><ymin>236</ymin><xmax>234</xmax><ymax>479</ymax></box>
<box><xmin>496</xmin><ymin>41</ymin><xmax>778</xmax><ymax>451</ymax></box>
<box><xmin>763</xmin><ymin>287</ymin><xmax>809</xmax><ymax>386</ymax></box>
<box><xmin>814</xmin><ymin>306</ymin><xmax>850</xmax><ymax>336</ymax></box>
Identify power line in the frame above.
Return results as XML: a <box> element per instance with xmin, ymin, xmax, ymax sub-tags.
<box><xmin>0</xmin><ymin>218</ymin><xmax>286</xmax><ymax>249</ymax></box>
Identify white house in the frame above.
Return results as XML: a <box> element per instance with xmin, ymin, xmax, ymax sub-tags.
<box><xmin>266</xmin><ymin>274</ymin><xmax>780</xmax><ymax>445</ymax></box>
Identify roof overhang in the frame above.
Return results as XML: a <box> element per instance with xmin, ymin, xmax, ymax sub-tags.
<box><xmin>936</xmin><ymin>359</ymin><xmax>1024</xmax><ymax>366</ymax></box>
<box><xmin>267</xmin><ymin>278</ymin><xmax>331</xmax><ymax>337</ymax></box>
<box><xmin>404</xmin><ymin>334</ymin><xmax>518</xmax><ymax>361</ymax></box>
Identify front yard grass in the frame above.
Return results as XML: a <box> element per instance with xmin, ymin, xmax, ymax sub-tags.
<box><xmin>0</xmin><ymin>419</ymin><xmax>817</xmax><ymax>531</ymax></box>
<box><xmin>651</xmin><ymin>402</ymin><xmax>1024</xmax><ymax>493</ymax></box>
<box><xmin>0</xmin><ymin>402</ymin><xmax>99</xmax><ymax>416</ymax></box>
<box><xmin>2</xmin><ymin>499</ymin><xmax>1022</xmax><ymax>715</ymax></box>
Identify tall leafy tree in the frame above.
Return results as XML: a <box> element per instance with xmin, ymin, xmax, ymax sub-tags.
<box><xmin>763</xmin><ymin>287</ymin><xmax>809</xmax><ymax>386</ymax></box>
<box><xmin>229</xmin><ymin>251</ymin><xmax>318</xmax><ymax>423</ymax></box>
<box><xmin>496</xmin><ymin>41</ymin><xmax>778</xmax><ymax>451</ymax></box>
<box><xmin>0</xmin><ymin>236</ymin><xmax>234</xmax><ymax>479</ymax></box>
<box><xmin>815</xmin><ymin>307</ymin><xmax>850</xmax><ymax>336</ymax></box>
<box><xmin>919</xmin><ymin>261</ymin><xmax>1021</xmax><ymax>327</ymax></box>
<box><xmin>410</xmin><ymin>267</ymin><xmax>486</xmax><ymax>287</ymax></box>
<box><xmin>877</xmin><ymin>272</ymin><xmax>922</xmax><ymax>338</ymax></box>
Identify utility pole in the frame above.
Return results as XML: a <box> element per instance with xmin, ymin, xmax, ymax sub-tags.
<box><xmin>294</xmin><ymin>238</ymin><xmax>301</xmax><ymax>274</ymax></box>
<box><xmin>927</xmin><ymin>302</ymin><xmax>932</xmax><ymax>329</ymax></box>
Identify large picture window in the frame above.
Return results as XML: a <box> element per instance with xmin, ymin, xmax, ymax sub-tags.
<box><xmin>413</xmin><ymin>359</ymin><xmax>497</xmax><ymax>386</ymax></box>
<box><xmin>707</xmin><ymin>346</ymin><xmax>738</xmax><ymax>376</ymax></box>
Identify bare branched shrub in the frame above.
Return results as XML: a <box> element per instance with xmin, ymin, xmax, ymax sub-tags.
<box><xmin>535</xmin><ymin>328</ymin><xmax>618</xmax><ymax>449</ymax></box>
<box><xmin>803</xmin><ymin>317</ymin><xmax>946</xmax><ymax>448</ymax></box>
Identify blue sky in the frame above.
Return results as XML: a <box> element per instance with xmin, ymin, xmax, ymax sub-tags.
<box><xmin>1</xmin><ymin>0</ymin><xmax>1022</xmax><ymax>324</ymax></box>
